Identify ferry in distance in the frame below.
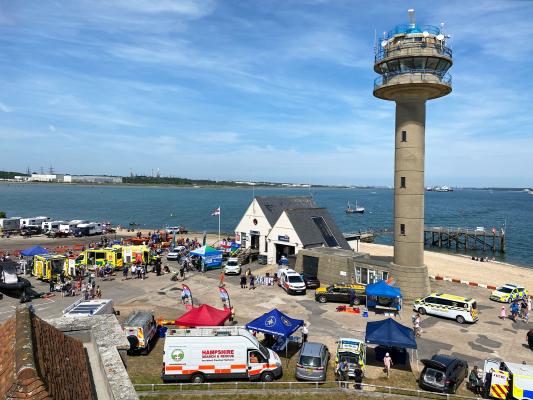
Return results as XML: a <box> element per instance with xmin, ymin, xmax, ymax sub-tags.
<box><xmin>426</xmin><ymin>185</ymin><xmax>453</xmax><ymax>192</ymax></box>
<box><xmin>346</xmin><ymin>201</ymin><xmax>365</xmax><ymax>214</ymax></box>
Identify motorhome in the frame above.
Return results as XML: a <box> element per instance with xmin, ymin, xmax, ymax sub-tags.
<box><xmin>42</xmin><ymin>220</ymin><xmax>65</xmax><ymax>233</ymax></box>
<box><xmin>20</xmin><ymin>216</ymin><xmax>50</xmax><ymax>228</ymax></box>
<box><xmin>59</xmin><ymin>220</ymin><xmax>88</xmax><ymax>234</ymax></box>
<box><xmin>74</xmin><ymin>222</ymin><xmax>103</xmax><ymax>237</ymax></box>
<box><xmin>0</xmin><ymin>217</ymin><xmax>21</xmax><ymax>232</ymax></box>
<box><xmin>162</xmin><ymin>326</ymin><xmax>282</xmax><ymax>383</ymax></box>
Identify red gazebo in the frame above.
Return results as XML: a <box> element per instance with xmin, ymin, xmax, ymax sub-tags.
<box><xmin>175</xmin><ymin>304</ymin><xmax>231</xmax><ymax>327</ymax></box>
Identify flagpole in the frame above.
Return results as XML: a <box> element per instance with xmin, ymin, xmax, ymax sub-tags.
<box><xmin>218</xmin><ymin>206</ymin><xmax>221</xmax><ymax>244</ymax></box>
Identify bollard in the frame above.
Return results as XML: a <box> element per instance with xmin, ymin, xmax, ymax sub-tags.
<box><xmin>151</xmin><ymin>384</ymin><xmax>155</xmax><ymax>392</ymax></box>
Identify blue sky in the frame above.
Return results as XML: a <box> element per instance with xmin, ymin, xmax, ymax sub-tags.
<box><xmin>1</xmin><ymin>0</ymin><xmax>532</xmax><ymax>186</ymax></box>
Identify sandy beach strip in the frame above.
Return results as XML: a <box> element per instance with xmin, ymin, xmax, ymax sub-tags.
<box><xmin>359</xmin><ymin>242</ymin><xmax>533</xmax><ymax>290</ymax></box>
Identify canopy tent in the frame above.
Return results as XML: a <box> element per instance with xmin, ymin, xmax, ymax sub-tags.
<box><xmin>189</xmin><ymin>246</ymin><xmax>223</xmax><ymax>269</ymax></box>
<box><xmin>246</xmin><ymin>309</ymin><xmax>304</xmax><ymax>338</ymax></box>
<box><xmin>365</xmin><ymin>280</ymin><xmax>402</xmax><ymax>311</ymax></box>
<box><xmin>175</xmin><ymin>304</ymin><xmax>231</xmax><ymax>327</ymax></box>
<box><xmin>20</xmin><ymin>246</ymin><xmax>49</xmax><ymax>257</ymax></box>
<box><xmin>246</xmin><ymin>309</ymin><xmax>304</xmax><ymax>356</ymax></box>
<box><xmin>365</xmin><ymin>280</ymin><xmax>402</xmax><ymax>297</ymax></box>
<box><xmin>365</xmin><ymin>318</ymin><xmax>417</xmax><ymax>349</ymax></box>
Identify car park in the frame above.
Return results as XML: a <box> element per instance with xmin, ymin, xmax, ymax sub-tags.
<box><xmin>333</xmin><ymin>338</ymin><xmax>366</xmax><ymax>378</ymax></box>
<box><xmin>419</xmin><ymin>355</ymin><xmax>468</xmax><ymax>394</ymax></box>
<box><xmin>224</xmin><ymin>257</ymin><xmax>241</xmax><ymax>275</ymax></box>
<box><xmin>315</xmin><ymin>283</ymin><xmax>366</xmax><ymax>304</ymax></box>
<box><xmin>489</xmin><ymin>283</ymin><xmax>528</xmax><ymax>303</ymax></box>
<box><xmin>295</xmin><ymin>342</ymin><xmax>330</xmax><ymax>381</ymax></box>
<box><xmin>278</xmin><ymin>268</ymin><xmax>306</xmax><ymax>295</ymax></box>
<box><xmin>413</xmin><ymin>293</ymin><xmax>478</xmax><ymax>324</ymax></box>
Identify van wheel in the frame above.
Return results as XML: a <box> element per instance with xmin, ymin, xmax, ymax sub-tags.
<box><xmin>141</xmin><ymin>340</ymin><xmax>151</xmax><ymax>355</ymax></box>
<box><xmin>191</xmin><ymin>373</ymin><xmax>205</xmax><ymax>384</ymax></box>
<box><xmin>127</xmin><ymin>335</ymin><xmax>139</xmax><ymax>353</ymax></box>
<box><xmin>418</xmin><ymin>307</ymin><xmax>426</xmax><ymax>315</ymax></box>
<box><xmin>456</xmin><ymin>315</ymin><xmax>465</xmax><ymax>324</ymax></box>
<box><xmin>261</xmin><ymin>372</ymin><xmax>274</xmax><ymax>382</ymax></box>
<box><xmin>318</xmin><ymin>295</ymin><xmax>327</xmax><ymax>303</ymax></box>
<box><xmin>353</xmin><ymin>297</ymin><xmax>361</xmax><ymax>306</ymax></box>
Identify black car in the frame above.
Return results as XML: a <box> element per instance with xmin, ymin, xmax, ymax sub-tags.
<box><xmin>20</xmin><ymin>226</ymin><xmax>42</xmax><ymax>236</ymax></box>
<box><xmin>419</xmin><ymin>355</ymin><xmax>468</xmax><ymax>394</ymax></box>
<box><xmin>304</xmin><ymin>276</ymin><xmax>321</xmax><ymax>289</ymax></box>
<box><xmin>314</xmin><ymin>284</ymin><xmax>366</xmax><ymax>304</ymax></box>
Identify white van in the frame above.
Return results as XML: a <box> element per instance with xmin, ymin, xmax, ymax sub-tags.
<box><xmin>278</xmin><ymin>268</ymin><xmax>306</xmax><ymax>295</ymax></box>
<box><xmin>163</xmin><ymin>326</ymin><xmax>282</xmax><ymax>383</ymax></box>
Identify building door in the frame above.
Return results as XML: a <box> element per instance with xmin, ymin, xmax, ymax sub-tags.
<box><xmin>251</xmin><ymin>234</ymin><xmax>260</xmax><ymax>250</ymax></box>
<box><xmin>302</xmin><ymin>255</ymin><xmax>319</xmax><ymax>278</ymax></box>
<box><xmin>275</xmin><ymin>244</ymin><xmax>295</xmax><ymax>264</ymax></box>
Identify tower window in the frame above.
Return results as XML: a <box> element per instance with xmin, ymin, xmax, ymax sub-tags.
<box><xmin>401</xmin><ymin>130</ymin><xmax>407</xmax><ymax>142</ymax></box>
<box><xmin>400</xmin><ymin>177</ymin><xmax>406</xmax><ymax>188</ymax></box>
<box><xmin>400</xmin><ymin>224</ymin><xmax>406</xmax><ymax>236</ymax></box>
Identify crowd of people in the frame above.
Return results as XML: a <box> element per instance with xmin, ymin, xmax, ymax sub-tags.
<box><xmin>499</xmin><ymin>297</ymin><xmax>531</xmax><ymax>322</ymax></box>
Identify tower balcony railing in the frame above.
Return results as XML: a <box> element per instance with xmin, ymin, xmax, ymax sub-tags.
<box><xmin>374</xmin><ymin>70</ymin><xmax>452</xmax><ymax>90</ymax></box>
<box><xmin>382</xmin><ymin>24</ymin><xmax>441</xmax><ymax>40</ymax></box>
<box><xmin>375</xmin><ymin>41</ymin><xmax>452</xmax><ymax>63</ymax></box>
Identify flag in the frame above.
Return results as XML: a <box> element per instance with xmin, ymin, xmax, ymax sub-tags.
<box><xmin>211</xmin><ymin>207</ymin><xmax>220</xmax><ymax>216</ymax></box>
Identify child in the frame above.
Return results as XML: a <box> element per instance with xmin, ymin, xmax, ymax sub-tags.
<box><xmin>499</xmin><ymin>305</ymin><xmax>506</xmax><ymax>320</ymax></box>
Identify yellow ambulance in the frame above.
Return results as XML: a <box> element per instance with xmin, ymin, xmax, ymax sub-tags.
<box><xmin>33</xmin><ymin>254</ymin><xmax>67</xmax><ymax>281</ymax></box>
<box><xmin>75</xmin><ymin>248</ymin><xmax>124</xmax><ymax>270</ymax></box>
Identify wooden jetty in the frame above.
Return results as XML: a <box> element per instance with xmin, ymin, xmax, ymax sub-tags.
<box><xmin>344</xmin><ymin>231</ymin><xmax>379</xmax><ymax>243</ymax></box>
<box><xmin>424</xmin><ymin>226</ymin><xmax>506</xmax><ymax>253</ymax></box>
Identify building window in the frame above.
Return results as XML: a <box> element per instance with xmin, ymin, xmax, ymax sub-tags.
<box><xmin>382</xmin><ymin>271</ymin><xmax>389</xmax><ymax>282</ymax></box>
<box><xmin>400</xmin><ymin>224</ymin><xmax>406</xmax><ymax>236</ymax></box>
<box><xmin>368</xmin><ymin>269</ymin><xmax>378</xmax><ymax>284</ymax></box>
<box><xmin>355</xmin><ymin>266</ymin><xmax>368</xmax><ymax>284</ymax></box>
<box><xmin>400</xmin><ymin>177</ymin><xmax>406</xmax><ymax>188</ymax></box>
<box><xmin>401</xmin><ymin>130</ymin><xmax>407</xmax><ymax>142</ymax></box>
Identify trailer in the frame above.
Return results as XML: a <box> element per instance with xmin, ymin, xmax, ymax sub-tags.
<box><xmin>0</xmin><ymin>217</ymin><xmax>21</xmax><ymax>232</ymax></box>
<box><xmin>20</xmin><ymin>216</ymin><xmax>50</xmax><ymax>228</ymax></box>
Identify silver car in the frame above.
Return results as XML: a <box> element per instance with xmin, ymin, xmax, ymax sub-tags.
<box><xmin>295</xmin><ymin>342</ymin><xmax>330</xmax><ymax>381</ymax></box>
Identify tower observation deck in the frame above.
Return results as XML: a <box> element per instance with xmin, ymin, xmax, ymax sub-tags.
<box><xmin>373</xmin><ymin>9</ymin><xmax>453</xmax><ymax>299</ymax></box>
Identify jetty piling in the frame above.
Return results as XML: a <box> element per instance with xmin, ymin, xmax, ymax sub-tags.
<box><xmin>424</xmin><ymin>227</ymin><xmax>505</xmax><ymax>254</ymax></box>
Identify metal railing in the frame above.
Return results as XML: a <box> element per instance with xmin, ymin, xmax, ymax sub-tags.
<box><xmin>374</xmin><ymin>70</ymin><xmax>452</xmax><ymax>90</ymax></box>
<box><xmin>382</xmin><ymin>24</ymin><xmax>441</xmax><ymax>40</ymax></box>
<box><xmin>134</xmin><ymin>380</ymin><xmax>482</xmax><ymax>399</ymax></box>
<box><xmin>375</xmin><ymin>41</ymin><xmax>452</xmax><ymax>63</ymax></box>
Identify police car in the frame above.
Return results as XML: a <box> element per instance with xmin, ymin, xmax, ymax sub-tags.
<box><xmin>489</xmin><ymin>284</ymin><xmax>528</xmax><ymax>303</ymax></box>
<box><xmin>413</xmin><ymin>293</ymin><xmax>478</xmax><ymax>324</ymax></box>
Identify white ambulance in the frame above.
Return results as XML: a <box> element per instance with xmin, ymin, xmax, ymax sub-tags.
<box><xmin>162</xmin><ymin>326</ymin><xmax>283</xmax><ymax>383</ymax></box>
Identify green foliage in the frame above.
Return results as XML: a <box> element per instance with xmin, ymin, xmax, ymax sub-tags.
<box><xmin>123</xmin><ymin>176</ymin><xmax>244</xmax><ymax>187</ymax></box>
<box><xmin>0</xmin><ymin>171</ymin><xmax>28</xmax><ymax>179</ymax></box>
<box><xmin>0</xmin><ymin>211</ymin><xmax>6</xmax><ymax>218</ymax></box>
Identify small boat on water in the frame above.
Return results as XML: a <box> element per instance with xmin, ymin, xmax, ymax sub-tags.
<box><xmin>346</xmin><ymin>201</ymin><xmax>365</xmax><ymax>214</ymax></box>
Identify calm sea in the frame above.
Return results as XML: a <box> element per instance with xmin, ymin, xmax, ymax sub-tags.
<box><xmin>1</xmin><ymin>184</ymin><xmax>532</xmax><ymax>267</ymax></box>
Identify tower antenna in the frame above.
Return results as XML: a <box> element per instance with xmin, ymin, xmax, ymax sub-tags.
<box><xmin>407</xmin><ymin>9</ymin><xmax>416</xmax><ymax>28</ymax></box>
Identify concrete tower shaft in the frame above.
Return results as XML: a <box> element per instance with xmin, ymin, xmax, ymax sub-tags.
<box><xmin>373</xmin><ymin>10</ymin><xmax>453</xmax><ymax>299</ymax></box>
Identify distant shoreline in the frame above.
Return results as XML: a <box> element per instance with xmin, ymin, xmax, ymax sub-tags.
<box><xmin>0</xmin><ymin>181</ymin><xmax>382</xmax><ymax>190</ymax></box>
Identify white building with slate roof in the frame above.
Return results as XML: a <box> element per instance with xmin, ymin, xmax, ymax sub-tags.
<box><xmin>235</xmin><ymin>196</ymin><xmax>350</xmax><ymax>264</ymax></box>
